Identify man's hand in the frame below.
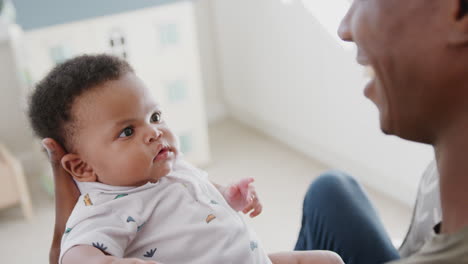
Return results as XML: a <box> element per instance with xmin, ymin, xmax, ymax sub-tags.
<box><xmin>222</xmin><ymin>178</ymin><xmax>263</xmax><ymax>217</ymax></box>
<box><xmin>42</xmin><ymin>138</ymin><xmax>81</xmax><ymax>264</ymax></box>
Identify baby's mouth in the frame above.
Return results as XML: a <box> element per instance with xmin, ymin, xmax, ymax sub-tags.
<box><xmin>154</xmin><ymin>145</ymin><xmax>172</xmax><ymax>162</ymax></box>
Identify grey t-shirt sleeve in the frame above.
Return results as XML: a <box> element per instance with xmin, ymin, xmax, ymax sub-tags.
<box><xmin>389</xmin><ymin>225</ymin><xmax>468</xmax><ymax>264</ymax></box>
<box><xmin>398</xmin><ymin>160</ymin><xmax>442</xmax><ymax>257</ymax></box>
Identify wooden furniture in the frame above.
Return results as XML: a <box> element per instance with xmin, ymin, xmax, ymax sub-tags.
<box><xmin>0</xmin><ymin>143</ymin><xmax>33</xmax><ymax>220</ymax></box>
<box><xmin>0</xmin><ymin>21</ymin><xmax>34</xmax><ymax>218</ymax></box>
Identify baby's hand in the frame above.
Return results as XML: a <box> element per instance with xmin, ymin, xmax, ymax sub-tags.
<box><xmin>222</xmin><ymin>177</ymin><xmax>263</xmax><ymax>217</ymax></box>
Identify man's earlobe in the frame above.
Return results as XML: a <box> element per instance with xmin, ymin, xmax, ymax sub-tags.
<box><xmin>456</xmin><ymin>0</ymin><xmax>468</xmax><ymax>20</ymax></box>
<box><xmin>61</xmin><ymin>154</ymin><xmax>97</xmax><ymax>182</ymax></box>
<box><xmin>449</xmin><ymin>0</ymin><xmax>468</xmax><ymax>46</ymax></box>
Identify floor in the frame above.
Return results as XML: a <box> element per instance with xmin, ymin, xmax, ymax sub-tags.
<box><xmin>0</xmin><ymin>119</ymin><xmax>412</xmax><ymax>263</ymax></box>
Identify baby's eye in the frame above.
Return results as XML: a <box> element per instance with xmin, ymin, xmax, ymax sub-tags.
<box><xmin>150</xmin><ymin>112</ymin><xmax>162</xmax><ymax>123</ymax></box>
<box><xmin>119</xmin><ymin>127</ymin><xmax>134</xmax><ymax>138</ymax></box>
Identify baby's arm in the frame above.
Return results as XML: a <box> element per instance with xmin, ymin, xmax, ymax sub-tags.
<box><xmin>62</xmin><ymin>245</ymin><xmax>160</xmax><ymax>264</ymax></box>
<box><xmin>269</xmin><ymin>251</ymin><xmax>343</xmax><ymax>264</ymax></box>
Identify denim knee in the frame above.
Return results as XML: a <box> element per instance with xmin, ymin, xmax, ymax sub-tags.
<box><xmin>303</xmin><ymin>170</ymin><xmax>360</xmax><ymax>211</ymax></box>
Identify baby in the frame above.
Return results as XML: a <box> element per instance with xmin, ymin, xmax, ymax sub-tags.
<box><xmin>28</xmin><ymin>54</ymin><xmax>342</xmax><ymax>264</ymax></box>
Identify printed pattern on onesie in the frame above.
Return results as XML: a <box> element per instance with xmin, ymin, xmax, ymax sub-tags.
<box><xmin>59</xmin><ymin>159</ymin><xmax>272</xmax><ymax>264</ymax></box>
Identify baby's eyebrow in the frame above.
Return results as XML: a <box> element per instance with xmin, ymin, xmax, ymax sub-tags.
<box><xmin>149</xmin><ymin>103</ymin><xmax>161</xmax><ymax>111</ymax></box>
<box><xmin>112</xmin><ymin>103</ymin><xmax>161</xmax><ymax>128</ymax></box>
<box><xmin>113</xmin><ymin>106</ymin><xmax>161</xmax><ymax>128</ymax></box>
<box><xmin>114</xmin><ymin>118</ymin><xmax>137</xmax><ymax>128</ymax></box>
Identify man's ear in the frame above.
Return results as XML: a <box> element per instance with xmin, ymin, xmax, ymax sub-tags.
<box><xmin>61</xmin><ymin>153</ymin><xmax>97</xmax><ymax>182</ymax></box>
<box><xmin>449</xmin><ymin>0</ymin><xmax>468</xmax><ymax>46</ymax></box>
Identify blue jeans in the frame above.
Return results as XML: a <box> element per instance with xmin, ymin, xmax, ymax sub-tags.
<box><xmin>295</xmin><ymin>171</ymin><xmax>401</xmax><ymax>264</ymax></box>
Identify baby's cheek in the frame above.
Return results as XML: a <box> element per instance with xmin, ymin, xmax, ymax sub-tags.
<box><xmin>106</xmin><ymin>155</ymin><xmax>143</xmax><ymax>183</ymax></box>
<box><xmin>122</xmin><ymin>156</ymin><xmax>146</xmax><ymax>174</ymax></box>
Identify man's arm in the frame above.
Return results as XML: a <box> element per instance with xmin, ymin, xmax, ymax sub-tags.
<box><xmin>269</xmin><ymin>251</ymin><xmax>343</xmax><ymax>264</ymax></box>
<box><xmin>62</xmin><ymin>246</ymin><xmax>115</xmax><ymax>264</ymax></box>
<box><xmin>43</xmin><ymin>138</ymin><xmax>81</xmax><ymax>264</ymax></box>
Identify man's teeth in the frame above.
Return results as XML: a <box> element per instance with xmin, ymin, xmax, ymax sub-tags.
<box><xmin>365</xmin><ymin>66</ymin><xmax>375</xmax><ymax>78</ymax></box>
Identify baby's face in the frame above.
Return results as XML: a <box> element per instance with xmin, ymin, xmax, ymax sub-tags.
<box><xmin>69</xmin><ymin>72</ymin><xmax>179</xmax><ymax>186</ymax></box>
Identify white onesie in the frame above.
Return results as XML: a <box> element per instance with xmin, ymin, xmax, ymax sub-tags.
<box><xmin>59</xmin><ymin>159</ymin><xmax>272</xmax><ymax>264</ymax></box>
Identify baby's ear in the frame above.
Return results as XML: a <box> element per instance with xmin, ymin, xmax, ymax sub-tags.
<box><xmin>61</xmin><ymin>153</ymin><xmax>97</xmax><ymax>182</ymax></box>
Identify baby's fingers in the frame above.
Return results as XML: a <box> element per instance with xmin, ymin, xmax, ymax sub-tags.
<box><xmin>242</xmin><ymin>203</ymin><xmax>254</xmax><ymax>215</ymax></box>
<box><xmin>248</xmin><ymin>191</ymin><xmax>262</xmax><ymax>217</ymax></box>
<box><xmin>249</xmin><ymin>202</ymin><xmax>263</xmax><ymax>218</ymax></box>
<box><xmin>242</xmin><ymin>192</ymin><xmax>262</xmax><ymax>217</ymax></box>
<box><xmin>238</xmin><ymin>178</ymin><xmax>254</xmax><ymax>197</ymax></box>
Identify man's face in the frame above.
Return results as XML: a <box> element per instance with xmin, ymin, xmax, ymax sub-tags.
<box><xmin>338</xmin><ymin>0</ymin><xmax>455</xmax><ymax>143</ymax></box>
<box><xmin>71</xmin><ymin>73</ymin><xmax>179</xmax><ymax>186</ymax></box>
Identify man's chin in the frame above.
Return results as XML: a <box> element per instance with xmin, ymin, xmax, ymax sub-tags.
<box><xmin>379</xmin><ymin>116</ymin><xmax>431</xmax><ymax>144</ymax></box>
<box><xmin>380</xmin><ymin>124</ymin><xmax>392</xmax><ymax>136</ymax></box>
<box><xmin>378</xmin><ymin>114</ymin><xmax>395</xmax><ymax>136</ymax></box>
<box><xmin>380</xmin><ymin>128</ymin><xmax>396</xmax><ymax>138</ymax></box>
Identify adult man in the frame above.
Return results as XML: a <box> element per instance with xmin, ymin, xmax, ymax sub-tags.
<box><xmin>293</xmin><ymin>1</ymin><xmax>468</xmax><ymax>263</ymax></box>
<box><xmin>45</xmin><ymin>0</ymin><xmax>468</xmax><ymax>263</ymax></box>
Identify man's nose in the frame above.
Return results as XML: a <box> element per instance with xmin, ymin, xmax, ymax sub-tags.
<box><xmin>144</xmin><ymin>127</ymin><xmax>162</xmax><ymax>144</ymax></box>
<box><xmin>338</xmin><ymin>6</ymin><xmax>353</xmax><ymax>42</ymax></box>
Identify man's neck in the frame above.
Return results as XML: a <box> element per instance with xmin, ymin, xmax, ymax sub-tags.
<box><xmin>434</xmin><ymin>122</ymin><xmax>468</xmax><ymax>234</ymax></box>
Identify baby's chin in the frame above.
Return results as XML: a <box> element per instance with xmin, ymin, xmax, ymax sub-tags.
<box><xmin>150</xmin><ymin>165</ymin><xmax>174</xmax><ymax>182</ymax></box>
<box><xmin>137</xmin><ymin>155</ymin><xmax>178</xmax><ymax>185</ymax></box>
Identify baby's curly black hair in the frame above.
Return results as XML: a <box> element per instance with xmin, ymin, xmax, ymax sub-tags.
<box><xmin>28</xmin><ymin>54</ymin><xmax>133</xmax><ymax>152</ymax></box>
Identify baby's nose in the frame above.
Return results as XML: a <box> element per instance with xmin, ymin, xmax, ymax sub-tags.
<box><xmin>145</xmin><ymin>128</ymin><xmax>162</xmax><ymax>144</ymax></box>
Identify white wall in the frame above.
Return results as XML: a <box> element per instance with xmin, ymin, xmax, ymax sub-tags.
<box><xmin>193</xmin><ymin>0</ymin><xmax>226</xmax><ymax>123</ymax></box>
<box><xmin>210</xmin><ymin>0</ymin><xmax>433</xmax><ymax>205</ymax></box>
